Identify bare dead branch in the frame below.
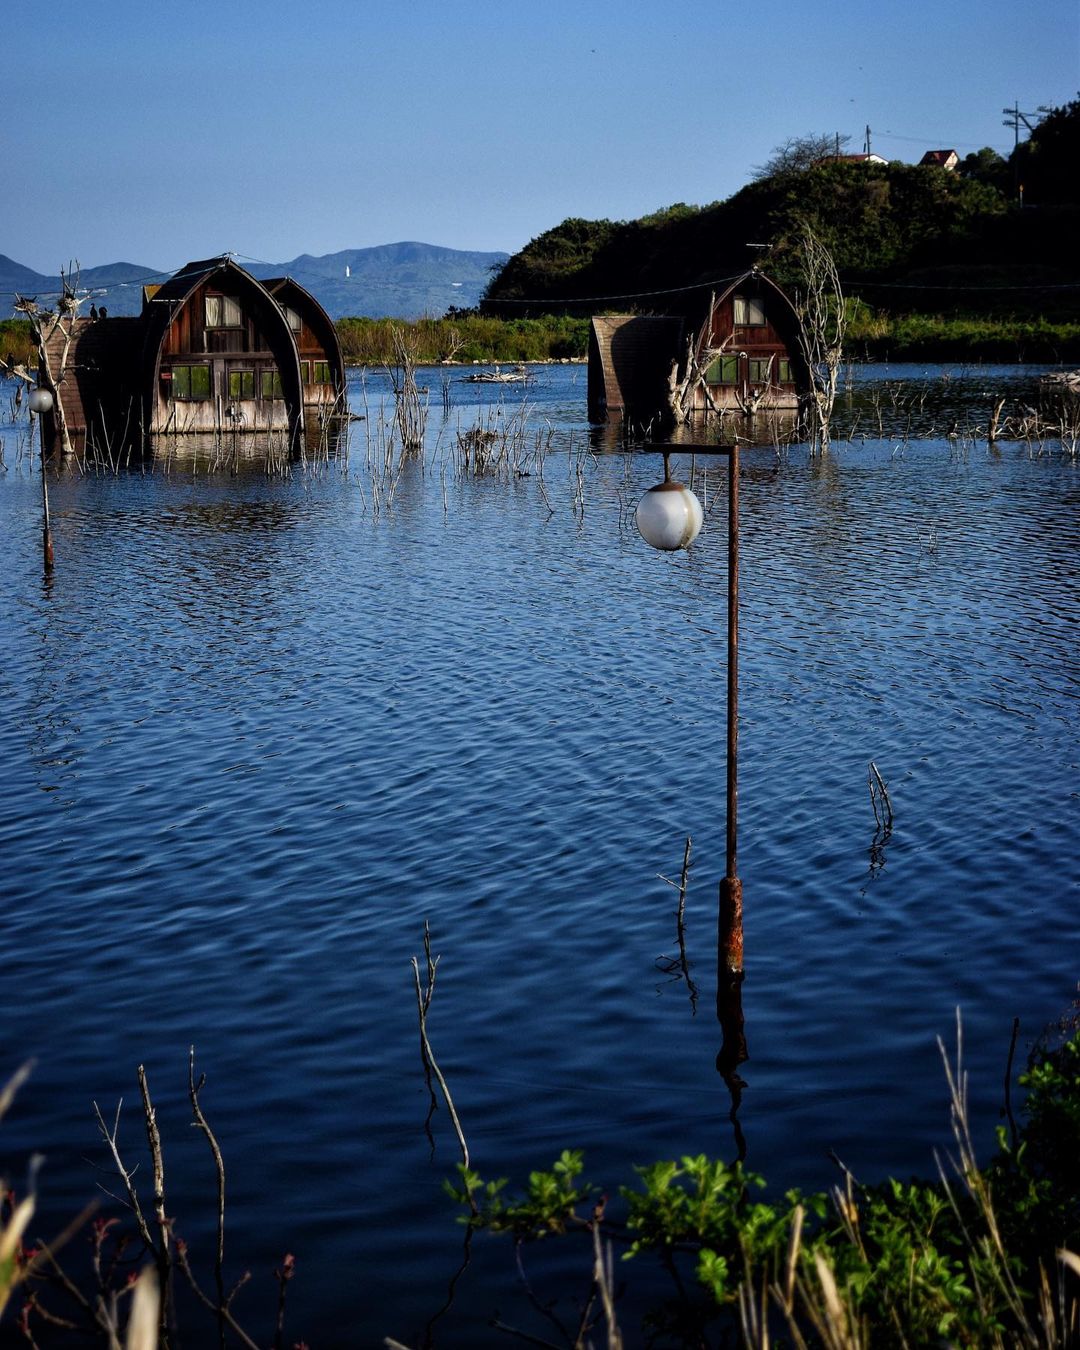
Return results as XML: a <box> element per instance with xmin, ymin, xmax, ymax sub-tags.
<box><xmin>867</xmin><ymin>761</ymin><xmax>893</xmax><ymax>829</ymax></box>
<box><xmin>188</xmin><ymin>1048</ymin><xmax>226</xmax><ymax>1347</ymax></box>
<box><xmin>91</xmin><ymin>1099</ymin><xmax>157</xmax><ymax>1258</ymax></box>
<box><xmin>411</xmin><ymin>926</ymin><xmax>472</xmax><ymax>1186</ymax></box>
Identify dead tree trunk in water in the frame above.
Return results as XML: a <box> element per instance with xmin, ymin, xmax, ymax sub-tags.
<box><xmin>667</xmin><ymin>316</ymin><xmax>725</xmax><ymax>424</ymax></box>
<box><xmin>13</xmin><ymin>263</ymin><xmax>85</xmax><ymax>457</ymax></box>
<box><xmin>792</xmin><ymin>224</ymin><xmax>846</xmax><ymax>454</ymax></box>
<box><xmin>388</xmin><ymin>325</ymin><xmax>427</xmax><ymax>452</ymax></box>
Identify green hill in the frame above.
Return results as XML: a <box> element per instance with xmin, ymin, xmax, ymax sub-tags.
<box><xmin>482</xmin><ymin>97</ymin><xmax>1080</xmax><ymax>357</ymax></box>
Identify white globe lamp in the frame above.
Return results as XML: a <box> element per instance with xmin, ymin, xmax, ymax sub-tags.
<box><xmin>29</xmin><ymin>387</ymin><xmax>54</xmax><ymax>415</ymax></box>
<box><xmin>635</xmin><ymin>478</ymin><xmax>704</xmax><ymax>551</ymax></box>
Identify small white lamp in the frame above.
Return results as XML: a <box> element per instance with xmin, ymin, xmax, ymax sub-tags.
<box><xmin>635</xmin><ymin>468</ymin><xmax>704</xmax><ymax>551</ymax></box>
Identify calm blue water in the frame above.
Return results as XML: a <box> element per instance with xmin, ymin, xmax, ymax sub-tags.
<box><xmin>1</xmin><ymin>363</ymin><xmax>1077</xmax><ymax>1346</ymax></box>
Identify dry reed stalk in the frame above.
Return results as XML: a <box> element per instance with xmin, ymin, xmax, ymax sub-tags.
<box><xmin>591</xmin><ymin>1224</ymin><xmax>624</xmax><ymax>1350</ymax></box>
<box><xmin>935</xmin><ymin>1012</ymin><xmax>1044</xmax><ymax>1346</ymax></box>
<box><xmin>123</xmin><ymin>1267</ymin><xmax>159</xmax><ymax>1350</ymax></box>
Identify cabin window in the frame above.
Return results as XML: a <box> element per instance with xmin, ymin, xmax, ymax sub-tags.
<box><xmin>705</xmin><ymin>355</ymin><xmax>739</xmax><ymax>385</ymax></box>
<box><xmin>228</xmin><ymin>370</ymin><xmax>255</xmax><ymax>399</ymax></box>
<box><xmin>778</xmin><ymin>358</ymin><xmax>793</xmax><ymax>383</ymax></box>
<box><xmin>298</xmin><ymin>360</ymin><xmax>310</xmax><ymax>384</ymax></box>
<box><xmin>171</xmin><ymin>364</ymin><xmax>212</xmax><ymax>400</ymax></box>
<box><xmin>281</xmin><ymin>305</ymin><xmax>302</xmax><ymax>332</ymax></box>
<box><xmin>748</xmin><ymin>357</ymin><xmax>775</xmax><ymax>383</ymax></box>
<box><xmin>205</xmin><ymin>295</ymin><xmax>243</xmax><ymax>328</ymax></box>
<box><xmin>261</xmin><ymin>369</ymin><xmax>285</xmax><ymax>399</ymax></box>
<box><xmin>313</xmin><ymin>360</ymin><xmax>331</xmax><ymax>385</ymax></box>
<box><xmin>733</xmin><ymin>295</ymin><xmax>766</xmax><ymax>326</ymax></box>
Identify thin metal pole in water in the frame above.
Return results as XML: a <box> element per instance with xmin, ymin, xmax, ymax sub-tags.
<box><xmin>638</xmin><ymin>438</ymin><xmax>747</xmax><ymax>1137</ymax></box>
<box><xmin>643</xmin><ymin>440</ymin><xmax>743</xmax><ymax>978</ymax></box>
<box><xmin>39</xmin><ymin>414</ymin><xmax>54</xmax><ymax>571</ymax></box>
<box><xmin>719</xmin><ymin>441</ymin><xmax>742</xmax><ymax>979</ymax></box>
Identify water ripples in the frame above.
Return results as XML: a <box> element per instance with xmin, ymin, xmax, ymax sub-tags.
<box><xmin>1</xmin><ymin>364</ymin><xmax>1077</xmax><ymax>1342</ymax></box>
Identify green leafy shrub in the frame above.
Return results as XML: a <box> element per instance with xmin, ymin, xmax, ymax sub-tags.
<box><xmin>452</xmin><ymin>1026</ymin><xmax>1080</xmax><ymax>1346</ymax></box>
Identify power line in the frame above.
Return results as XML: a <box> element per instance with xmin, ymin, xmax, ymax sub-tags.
<box><xmin>482</xmin><ymin>272</ymin><xmax>747</xmax><ymax>306</ymax></box>
<box><xmin>850</xmin><ymin>277</ymin><xmax>1080</xmax><ymax>292</ymax></box>
<box><xmin>0</xmin><ymin>261</ymin><xmax>204</xmax><ymax>306</ymax></box>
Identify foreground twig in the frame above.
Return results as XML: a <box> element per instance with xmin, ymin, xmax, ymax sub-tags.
<box><xmin>136</xmin><ymin>1067</ymin><xmax>171</xmax><ymax>1343</ymax></box>
<box><xmin>412</xmin><ymin>923</ymin><xmax>472</xmax><ymax>1179</ymax></box>
<box><xmin>867</xmin><ymin>761</ymin><xmax>893</xmax><ymax>829</ymax></box>
<box><xmin>189</xmin><ymin>1048</ymin><xmax>227</xmax><ymax>1348</ymax></box>
<box><xmin>91</xmin><ymin>1099</ymin><xmax>157</xmax><ymax>1260</ymax></box>
<box><xmin>591</xmin><ymin>1224</ymin><xmax>624</xmax><ymax>1350</ymax></box>
<box><xmin>173</xmin><ymin>1244</ymin><xmax>260</xmax><ymax>1350</ymax></box>
<box><xmin>1004</xmin><ymin>1016</ymin><xmax>1021</xmax><ymax>1153</ymax></box>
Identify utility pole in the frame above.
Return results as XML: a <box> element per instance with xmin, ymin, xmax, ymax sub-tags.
<box><xmin>864</xmin><ymin>124</ymin><xmax>871</xmax><ymax>157</ymax></box>
<box><xmin>1002</xmin><ymin>101</ymin><xmax>1040</xmax><ymax>152</ymax></box>
<box><xmin>1002</xmin><ymin>101</ymin><xmax>1048</xmax><ymax>203</ymax></box>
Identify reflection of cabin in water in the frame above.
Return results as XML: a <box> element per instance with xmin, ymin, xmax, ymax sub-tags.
<box><xmin>41</xmin><ymin>257</ymin><xmax>345</xmax><ymax>453</ymax></box>
<box><xmin>588</xmin><ymin>269</ymin><xmax>808</xmax><ymax>425</ymax></box>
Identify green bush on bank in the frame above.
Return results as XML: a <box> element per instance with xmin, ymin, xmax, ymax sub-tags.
<box><xmin>0</xmin><ymin>319</ymin><xmax>35</xmax><ymax>369</ymax></box>
<box><xmin>330</xmin><ymin>310</ymin><xmax>1080</xmax><ymax>368</ymax></box>
<box><xmin>450</xmin><ymin>1022</ymin><xmax>1080</xmax><ymax>1346</ymax></box>
<box><xmin>334</xmin><ymin>313</ymin><xmax>589</xmax><ymax>365</ymax></box>
<box><xmin>845</xmin><ymin>308</ymin><xmax>1080</xmax><ymax>363</ymax></box>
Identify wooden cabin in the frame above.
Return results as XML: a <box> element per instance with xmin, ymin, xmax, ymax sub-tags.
<box><xmin>686</xmin><ymin>271</ymin><xmax>806</xmax><ymax>415</ymax></box>
<box><xmin>38</xmin><ymin>257</ymin><xmax>346</xmax><ymax>454</ymax></box>
<box><xmin>142</xmin><ymin>258</ymin><xmax>304</xmax><ymax>438</ymax></box>
<box><xmin>588</xmin><ymin>269</ymin><xmax>807</xmax><ymax>425</ymax></box>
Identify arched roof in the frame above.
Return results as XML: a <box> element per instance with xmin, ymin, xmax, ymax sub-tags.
<box><xmin>263</xmin><ymin>276</ymin><xmax>345</xmax><ymax>386</ymax></box>
<box><xmin>692</xmin><ymin>268</ymin><xmax>810</xmax><ymax>390</ymax></box>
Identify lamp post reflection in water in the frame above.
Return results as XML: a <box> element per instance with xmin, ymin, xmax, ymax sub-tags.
<box><xmin>636</xmin><ymin>443</ymin><xmax>748</xmax><ymax>1156</ymax></box>
<box><xmin>28</xmin><ymin>386</ymin><xmax>54</xmax><ymax>570</ymax></box>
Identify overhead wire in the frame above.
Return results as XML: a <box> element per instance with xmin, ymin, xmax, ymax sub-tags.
<box><xmin>0</xmin><ymin>260</ymin><xmax>212</xmax><ymax>306</ymax></box>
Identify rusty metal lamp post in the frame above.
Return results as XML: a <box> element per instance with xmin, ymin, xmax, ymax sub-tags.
<box><xmin>29</xmin><ymin>386</ymin><xmax>54</xmax><ymax>570</ymax></box>
<box><xmin>637</xmin><ymin>442</ymin><xmax>748</xmax><ymax>1154</ymax></box>
<box><xmin>635</xmin><ymin>444</ymin><xmax>743</xmax><ymax>983</ymax></box>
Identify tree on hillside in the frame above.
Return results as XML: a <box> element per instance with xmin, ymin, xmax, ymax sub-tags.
<box><xmin>482</xmin><ymin>218</ymin><xmax>617</xmax><ymax>308</ymax></box>
<box><xmin>752</xmin><ymin>132</ymin><xmax>851</xmax><ymax>180</ymax></box>
<box><xmin>958</xmin><ymin>147</ymin><xmax>1010</xmax><ymax>196</ymax></box>
<box><xmin>762</xmin><ymin>160</ymin><xmax>1008</xmax><ymax>282</ymax></box>
<box><xmin>1012</xmin><ymin>94</ymin><xmax>1080</xmax><ymax>204</ymax></box>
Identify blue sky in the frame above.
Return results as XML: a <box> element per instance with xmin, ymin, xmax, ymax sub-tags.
<box><xmin>8</xmin><ymin>0</ymin><xmax>1078</xmax><ymax>273</ymax></box>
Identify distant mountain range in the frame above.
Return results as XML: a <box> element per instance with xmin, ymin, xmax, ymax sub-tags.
<box><xmin>0</xmin><ymin>242</ymin><xmax>509</xmax><ymax>321</ymax></box>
